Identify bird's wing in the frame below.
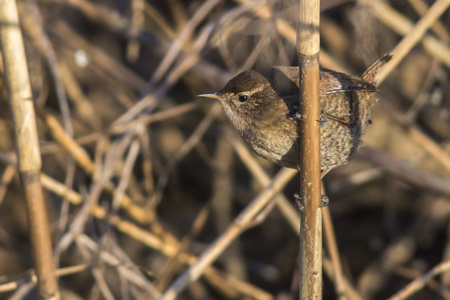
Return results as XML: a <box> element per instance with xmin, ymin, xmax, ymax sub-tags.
<box><xmin>270</xmin><ymin>66</ymin><xmax>377</xmax><ymax>96</ymax></box>
<box><xmin>273</xmin><ymin>66</ymin><xmax>376</xmax><ymax>126</ymax></box>
<box><xmin>319</xmin><ymin>69</ymin><xmax>377</xmax><ymax>95</ymax></box>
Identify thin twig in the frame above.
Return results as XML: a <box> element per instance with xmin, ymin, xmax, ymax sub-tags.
<box><xmin>391</xmin><ymin>265</ymin><xmax>450</xmax><ymax>299</ymax></box>
<box><xmin>40</xmin><ymin>111</ymin><xmax>150</xmax><ymax>224</ymax></box>
<box><xmin>0</xmin><ymin>264</ymin><xmax>89</xmax><ymax>293</ymax></box>
<box><xmin>159</xmin><ymin>168</ymin><xmax>298</xmax><ymax>300</ymax></box>
<box><xmin>152</xmin><ymin>103</ymin><xmax>222</xmax><ymax>205</ymax></box>
<box><xmin>387</xmin><ymin>260</ymin><xmax>450</xmax><ymax>300</ymax></box>
<box><xmin>375</xmin><ymin>0</ymin><xmax>450</xmax><ymax>83</ymax></box>
<box><xmin>363</xmin><ymin>0</ymin><xmax>450</xmax><ymax>69</ymax></box>
<box><xmin>407</xmin><ymin>0</ymin><xmax>450</xmax><ymax>42</ymax></box>
<box><xmin>322</xmin><ymin>205</ymin><xmax>346</xmax><ymax>299</ymax></box>
<box><xmin>0</xmin><ymin>165</ymin><xmax>16</xmax><ymax>206</ymax></box>
<box><xmin>357</xmin><ymin>147</ymin><xmax>450</xmax><ymax>198</ymax></box>
<box><xmin>33</xmin><ymin>173</ymin><xmax>273</xmax><ymax>299</ymax></box>
<box><xmin>226</xmin><ymin>130</ymin><xmax>300</xmax><ymax>234</ymax></box>
<box><xmin>323</xmin><ymin>257</ymin><xmax>364</xmax><ymax>300</ymax></box>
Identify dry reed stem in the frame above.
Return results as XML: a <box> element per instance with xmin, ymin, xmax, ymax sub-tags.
<box><xmin>407</xmin><ymin>0</ymin><xmax>450</xmax><ymax>42</ymax></box>
<box><xmin>25</xmin><ymin>8</ymin><xmax>243</xmax><ymax>296</ymax></box>
<box><xmin>75</xmin><ymin>235</ymin><xmax>160</xmax><ymax>297</ymax></box>
<box><xmin>137</xmin><ymin>129</ymin><xmax>155</xmax><ymax>195</ymax></box>
<box><xmin>43</xmin><ymin>112</ymin><xmax>94</xmax><ymax>174</ymax></box>
<box><xmin>405</xmin><ymin>58</ymin><xmax>440</xmax><ymax>120</ymax></box>
<box><xmin>358</xmin><ymin>147</ymin><xmax>450</xmax><ymax>197</ymax></box>
<box><xmin>375</xmin><ymin>0</ymin><xmax>450</xmax><ymax>82</ymax></box>
<box><xmin>322</xmin><ymin>257</ymin><xmax>363</xmax><ymax>300</ymax></box>
<box><xmin>407</xmin><ymin>125</ymin><xmax>450</xmax><ymax>173</ymax></box>
<box><xmin>149</xmin><ymin>0</ymin><xmax>219</xmax><ymax>85</ymax></box>
<box><xmin>167</xmin><ymin>0</ymin><xmax>188</xmax><ymax>31</ymax></box>
<box><xmin>6</xmin><ymin>0</ymin><xmax>447</xmax><ymax>298</ymax></box>
<box><xmin>156</xmin><ymin>201</ymin><xmax>212</xmax><ymax>291</ymax></box>
<box><xmin>9</xmin><ymin>282</ymin><xmax>36</xmax><ymax>300</ymax></box>
<box><xmin>356</xmin><ymin>198</ymin><xmax>450</xmax><ymax>298</ymax></box>
<box><xmin>126</xmin><ymin>0</ymin><xmax>145</xmax><ymax>62</ymax></box>
<box><xmin>52</xmin><ymin>0</ymin><xmax>143</xmax><ymax>42</ymax></box>
<box><xmin>0</xmin><ymin>161</ymin><xmax>273</xmax><ymax>298</ymax></box>
<box><xmin>363</xmin><ymin>0</ymin><xmax>450</xmax><ymax>69</ymax></box>
<box><xmin>297</xmin><ymin>0</ymin><xmax>322</xmax><ymax>297</ymax></box>
<box><xmin>51</xmin><ymin>21</ymin><xmax>146</xmax><ymax>91</ymax></box>
<box><xmin>0</xmin><ymin>0</ymin><xmax>60</xmax><ymax>298</ymax></box>
<box><xmin>327</xmin><ymin>168</ymin><xmax>382</xmax><ymax>193</ymax></box>
<box><xmin>323</xmin><ymin>208</ymin><xmax>346</xmax><ymax>299</ymax></box>
<box><xmin>88</xmin><ymin>266</ymin><xmax>114</xmax><ymax>300</ymax></box>
<box><xmin>235</xmin><ymin>0</ymin><xmax>346</xmax><ymax>72</ymax></box>
<box><xmin>226</xmin><ymin>131</ymin><xmax>301</xmax><ymax>233</ymax></box>
<box><xmin>113</xmin><ymin>22</ymin><xmax>214</xmax><ymax>126</ymax></box>
<box><xmin>29</xmin><ymin>172</ymin><xmax>272</xmax><ymax>299</ymax></box>
<box><xmin>391</xmin><ymin>266</ymin><xmax>450</xmax><ymax>299</ymax></box>
<box><xmin>228</xmin><ymin>131</ymin><xmax>363</xmax><ymax>297</ymax></box>
<box><xmin>387</xmin><ymin>260</ymin><xmax>450</xmax><ymax>300</ymax></box>
<box><xmin>322</xmin><ymin>185</ymin><xmax>346</xmax><ymax>300</ymax></box>
<box><xmin>40</xmin><ymin>111</ymin><xmax>150</xmax><ymax>223</ymax></box>
<box><xmin>152</xmin><ymin>103</ymin><xmax>222</xmax><ymax>205</ymax></box>
<box><xmin>59</xmin><ymin>62</ymin><xmax>101</xmax><ymax>130</ymax></box>
<box><xmin>21</xmin><ymin>11</ymin><xmax>79</xmax><ymax>245</ymax></box>
<box><xmin>209</xmin><ymin>136</ymin><xmax>248</xmax><ymax>281</ymax></box>
<box><xmin>144</xmin><ymin>2</ymin><xmax>176</xmax><ymax>39</ymax></box>
<box><xmin>20</xmin><ymin>1</ymin><xmax>73</xmax><ymax>134</ymax></box>
<box><xmin>374</xmin><ymin>97</ymin><xmax>450</xmax><ymax>179</ymax></box>
<box><xmin>442</xmin><ymin>222</ymin><xmax>450</xmax><ymax>287</ymax></box>
<box><xmin>112</xmin><ymin>139</ymin><xmax>141</xmax><ymax>211</ymax></box>
<box><xmin>68</xmin><ymin>101</ymin><xmax>203</xmax><ymax>153</ymax></box>
<box><xmin>49</xmin><ymin>7</ymin><xmax>216</xmax><ymax>247</ymax></box>
<box><xmin>377</xmin><ymin>88</ymin><xmax>450</xmax><ymax>176</ymax></box>
<box><xmin>159</xmin><ymin>168</ymin><xmax>298</xmax><ymax>300</ymax></box>
<box><xmin>0</xmin><ymin>165</ymin><xmax>16</xmax><ymax>205</ymax></box>
<box><xmin>40</xmin><ymin>174</ymin><xmax>82</xmax><ymax>204</ymax></box>
<box><xmin>0</xmin><ymin>264</ymin><xmax>89</xmax><ymax>293</ymax></box>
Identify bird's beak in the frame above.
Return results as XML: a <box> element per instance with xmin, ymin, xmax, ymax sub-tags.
<box><xmin>197</xmin><ymin>92</ymin><xmax>221</xmax><ymax>100</ymax></box>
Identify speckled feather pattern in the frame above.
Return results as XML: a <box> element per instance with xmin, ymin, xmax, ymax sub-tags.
<box><xmin>215</xmin><ymin>55</ymin><xmax>391</xmax><ymax>171</ymax></box>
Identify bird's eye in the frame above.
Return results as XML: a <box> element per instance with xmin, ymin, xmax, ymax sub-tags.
<box><xmin>238</xmin><ymin>95</ymin><xmax>248</xmax><ymax>102</ymax></box>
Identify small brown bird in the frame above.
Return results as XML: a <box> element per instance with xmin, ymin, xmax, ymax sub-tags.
<box><xmin>199</xmin><ymin>55</ymin><xmax>391</xmax><ymax>174</ymax></box>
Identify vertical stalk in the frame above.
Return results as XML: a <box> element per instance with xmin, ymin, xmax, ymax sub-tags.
<box><xmin>0</xmin><ymin>0</ymin><xmax>60</xmax><ymax>298</ymax></box>
<box><xmin>297</xmin><ymin>0</ymin><xmax>322</xmax><ymax>296</ymax></box>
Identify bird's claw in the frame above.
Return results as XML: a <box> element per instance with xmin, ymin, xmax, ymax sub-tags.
<box><xmin>287</xmin><ymin>105</ymin><xmax>303</xmax><ymax>120</ymax></box>
<box><xmin>286</xmin><ymin>105</ymin><xmax>302</xmax><ymax>120</ymax></box>
<box><xmin>294</xmin><ymin>193</ymin><xmax>304</xmax><ymax>211</ymax></box>
<box><xmin>293</xmin><ymin>193</ymin><xmax>329</xmax><ymax>211</ymax></box>
<box><xmin>287</xmin><ymin>106</ymin><xmax>327</xmax><ymax>124</ymax></box>
<box><xmin>320</xmin><ymin>195</ymin><xmax>329</xmax><ymax>207</ymax></box>
<box><xmin>318</xmin><ymin>116</ymin><xmax>327</xmax><ymax>123</ymax></box>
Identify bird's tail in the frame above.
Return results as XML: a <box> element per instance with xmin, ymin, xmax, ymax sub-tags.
<box><xmin>359</xmin><ymin>54</ymin><xmax>392</xmax><ymax>83</ymax></box>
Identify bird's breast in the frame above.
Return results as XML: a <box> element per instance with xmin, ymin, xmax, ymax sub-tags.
<box><xmin>241</xmin><ymin>118</ymin><xmax>299</xmax><ymax>167</ymax></box>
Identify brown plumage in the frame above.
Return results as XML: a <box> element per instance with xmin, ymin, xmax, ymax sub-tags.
<box><xmin>200</xmin><ymin>54</ymin><xmax>392</xmax><ymax>172</ymax></box>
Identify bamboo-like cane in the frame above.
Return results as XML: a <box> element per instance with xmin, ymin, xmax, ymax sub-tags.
<box><xmin>297</xmin><ymin>0</ymin><xmax>322</xmax><ymax>297</ymax></box>
<box><xmin>0</xmin><ymin>0</ymin><xmax>60</xmax><ymax>298</ymax></box>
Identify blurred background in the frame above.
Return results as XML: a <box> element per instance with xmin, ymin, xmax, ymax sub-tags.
<box><xmin>0</xmin><ymin>0</ymin><xmax>449</xmax><ymax>299</ymax></box>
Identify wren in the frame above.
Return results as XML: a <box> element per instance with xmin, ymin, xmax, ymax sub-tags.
<box><xmin>199</xmin><ymin>55</ymin><xmax>392</xmax><ymax>174</ymax></box>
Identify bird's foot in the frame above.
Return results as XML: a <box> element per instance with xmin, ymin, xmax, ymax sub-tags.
<box><xmin>287</xmin><ymin>105</ymin><xmax>302</xmax><ymax>120</ymax></box>
<box><xmin>294</xmin><ymin>193</ymin><xmax>329</xmax><ymax>212</ymax></box>
<box><xmin>320</xmin><ymin>195</ymin><xmax>329</xmax><ymax>207</ymax></box>
<box><xmin>294</xmin><ymin>193</ymin><xmax>304</xmax><ymax>211</ymax></box>
<box><xmin>287</xmin><ymin>105</ymin><xmax>327</xmax><ymax>124</ymax></box>
<box><xmin>318</xmin><ymin>116</ymin><xmax>327</xmax><ymax>124</ymax></box>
